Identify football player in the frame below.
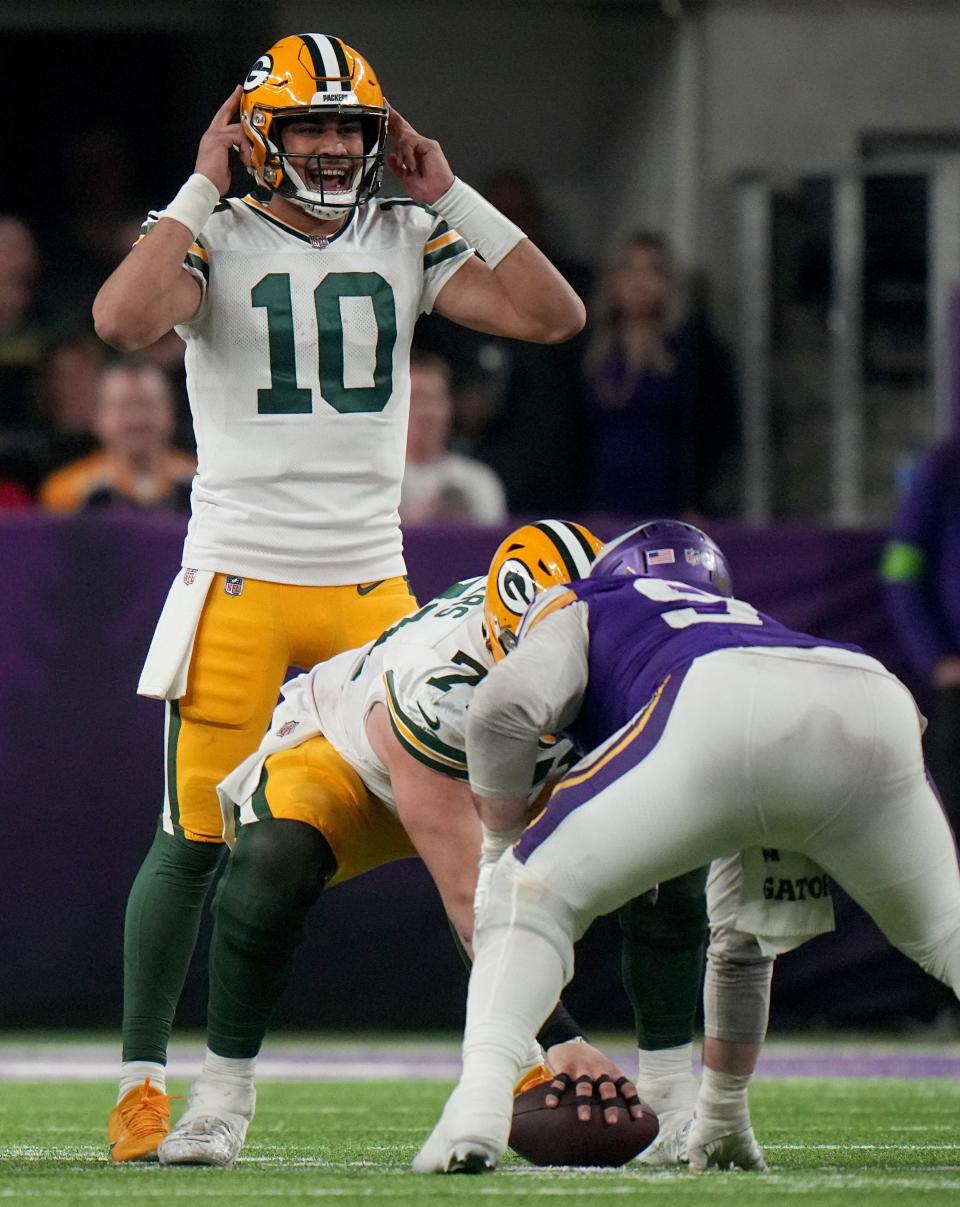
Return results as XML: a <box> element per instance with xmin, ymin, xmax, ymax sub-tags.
<box><xmin>156</xmin><ymin>520</ymin><xmax>636</xmax><ymax>1166</ymax></box>
<box><xmin>93</xmin><ymin>33</ymin><xmax>585</xmax><ymax>1161</ymax></box>
<box><xmin>415</xmin><ymin>519</ymin><xmax>960</xmax><ymax>1175</ymax></box>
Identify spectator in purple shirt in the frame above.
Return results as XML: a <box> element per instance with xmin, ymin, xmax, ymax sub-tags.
<box><xmin>881</xmin><ymin>438</ymin><xmax>960</xmax><ymax>826</ymax></box>
<box><xmin>581</xmin><ymin>232</ymin><xmax>738</xmax><ymax>519</ymax></box>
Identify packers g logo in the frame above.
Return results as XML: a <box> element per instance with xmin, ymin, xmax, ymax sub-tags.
<box><xmin>497</xmin><ymin>558</ymin><xmax>538</xmax><ymax>617</ymax></box>
<box><xmin>243</xmin><ymin>54</ymin><xmax>273</xmax><ymax>92</ymax></box>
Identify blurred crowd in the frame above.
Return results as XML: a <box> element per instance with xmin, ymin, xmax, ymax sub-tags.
<box><xmin>0</xmin><ymin>156</ymin><xmax>741</xmax><ymax>524</ymax></box>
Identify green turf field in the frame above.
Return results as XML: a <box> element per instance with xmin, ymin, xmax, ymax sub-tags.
<box><xmin>1</xmin><ymin>1077</ymin><xmax>959</xmax><ymax>1206</ymax></box>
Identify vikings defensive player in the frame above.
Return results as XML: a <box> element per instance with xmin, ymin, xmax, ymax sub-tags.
<box><xmin>94</xmin><ymin>30</ymin><xmax>584</xmax><ymax>1161</ymax></box>
<box><xmin>416</xmin><ymin>519</ymin><xmax>960</xmax><ymax>1174</ymax></box>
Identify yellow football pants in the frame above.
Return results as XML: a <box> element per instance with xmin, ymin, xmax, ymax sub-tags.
<box><xmin>243</xmin><ymin>736</ymin><xmax>417</xmax><ymax>886</ymax></box>
<box><xmin>165</xmin><ymin>574</ymin><xmax>415</xmax><ymax>844</ymax></box>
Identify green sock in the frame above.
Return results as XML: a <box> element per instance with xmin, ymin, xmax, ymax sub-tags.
<box><xmin>618</xmin><ymin>865</ymin><xmax>709</xmax><ymax>1049</ymax></box>
<box><xmin>121</xmin><ymin>822</ymin><xmax>225</xmax><ymax>1063</ymax></box>
<box><xmin>207</xmin><ymin>819</ymin><xmax>336</xmax><ymax>1059</ymax></box>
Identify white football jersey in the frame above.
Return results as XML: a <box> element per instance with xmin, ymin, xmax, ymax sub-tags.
<box><xmin>222</xmin><ymin>578</ymin><xmax>575</xmax><ymax>825</ymax></box>
<box><xmin>140</xmin><ymin>194</ymin><xmax>472</xmax><ymax>584</ymax></box>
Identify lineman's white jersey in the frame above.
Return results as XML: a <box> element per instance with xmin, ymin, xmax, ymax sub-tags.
<box><xmin>220</xmin><ymin>578</ymin><xmax>576</xmax><ymax>827</ymax></box>
<box><xmin>140</xmin><ymin>194</ymin><xmax>472</xmax><ymax>584</ymax></box>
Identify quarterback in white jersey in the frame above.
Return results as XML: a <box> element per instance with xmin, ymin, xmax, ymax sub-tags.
<box><xmin>143</xmin><ymin>194</ymin><xmax>471</xmax><ymax>583</ymax></box>
<box><xmin>94</xmin><ymin>31</ymin><xmax>586</xmax><ymax>1163</ymax></box>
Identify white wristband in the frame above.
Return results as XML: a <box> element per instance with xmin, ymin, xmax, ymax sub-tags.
<box><xmin>156</xmin><ymin>173</ymin><xmax>221</xmax><ymax>239</ymax></box>
<box><xmin>431</xmin><ymin>177</ymin><xmax>525</xmax><ymax>268</ymax></box>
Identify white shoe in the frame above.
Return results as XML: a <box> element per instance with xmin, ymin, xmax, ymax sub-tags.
<box><xmin>637</xmin><ymin>1110</ymin><xmax>692</xmax><ymax>1166</ymax></box>
<box><xmin>413</xmin><ymin>1128</ymin><xmax>500</xmax><ymax>1175</ymax></box>
<box><xmin>687</xmin><ymin>1122</ymin><xmax>767</xmax><ymax>1172</ymax></box>
<box><xmin>412</xmin><ymin>1086</ymin><xmax>510</xmax><ymax>1175</ymax></box>
<box><xmin>158</xmin><ymin>1112</ymin><xmax>249</xmax><ymax>1167</ymax></box>
<box><xmin>158</xmin><ymin>1075</ymin><xmax>255</xmax><ymax>1168</ymax></box>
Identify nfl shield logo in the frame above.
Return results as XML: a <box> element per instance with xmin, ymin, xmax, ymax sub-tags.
<box><xmin>277</xmin><ymin>720</ymin><xmax>299</xmax><ymax>738</ymax></box>
<box><xmin>183</xmin><ymin>567</ymin><xmax>197</xmax><ymax>585</ymax></box>
<box><xmin>224</xmin><ymin>576</ymin><xmax>245</xmax><ymax>597</ymax></box>
<box><xmin>684</xmin><ymin>549</ymin><xmax>701</xmax><ymax>566</ymax></box>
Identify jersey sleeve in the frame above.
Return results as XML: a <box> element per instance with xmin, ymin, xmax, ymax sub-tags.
<box><xmin>517</xmin><ymin>584</ymin><xmax>579</xmax><ymax>642</ymax></box>
<box><xmin>419</xmin><ymin>215</ymin><xmax>474</xmax><ymax>314</ymax></box>
<box><xmin>381</xmin><ymin>642</ymin><xmax>479</xmax><ymax>779</ymax></box>
<box><xmin>467</xmin><ymin>603</ymin><xmax>590</xmax><ymax>799</ymax></box>
<box><xmin>135</xmin><ymin>212</ymin><xmax>210</xmax><ymax>302</ymax></box>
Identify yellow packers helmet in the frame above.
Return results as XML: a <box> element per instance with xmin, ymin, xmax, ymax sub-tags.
<box><xmin>484</xmin><ymin>520</ymin><xmax>603</xmax><ymax>661</ymax></box>
<box><xmin>240</xmin><ymin>33</ymin><xmax>387</xmax><ymax>220</ymax></box>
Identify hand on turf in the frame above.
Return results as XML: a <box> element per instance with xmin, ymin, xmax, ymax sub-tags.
<box><xmin>195</xmin><ymin>88</ymin><xmax>251</xmax><ymax>196</ymax></box>
<box><xmin>544</xmin><ymin>1042</ymin><xmax>643</xmax><ymax>1125</ymax></box>
<box><xmin>386</xmin><ymin>106</ymin><xmax>455</xmax><ymax>205</ymax></box>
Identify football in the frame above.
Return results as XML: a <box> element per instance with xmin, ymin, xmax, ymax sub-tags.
<box><xmin>508</xmin><ymin>1079</ymin><xmax>659</xmax><ymax>1167</ymax></box>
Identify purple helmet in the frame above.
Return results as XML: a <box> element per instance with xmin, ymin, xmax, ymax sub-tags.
<box><xmin>591</xmin><ymin>519</ymin><xmax>733</xmax><ymax>597</ymax></box>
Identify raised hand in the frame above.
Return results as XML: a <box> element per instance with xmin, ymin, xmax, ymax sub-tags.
<box><xmin>195</xmin><ymin>87</ymin><xmax>251</xmax><ymax>197</ymax></box>
<box><xmin>385</xmin><ymin>105</ymin><xmax>455</xmax><ymax>206</ymax></box>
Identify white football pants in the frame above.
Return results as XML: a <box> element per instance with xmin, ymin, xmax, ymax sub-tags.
<box><xmin>458</xmin><ymin>647</ymin><xmax>960</xmax><ymax>1110</ymax></box>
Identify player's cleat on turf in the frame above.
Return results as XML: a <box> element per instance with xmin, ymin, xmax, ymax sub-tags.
<box><xmin>412</xmin><ymin>1086</ymin><xmax>509</xmax><ymax>1174</ymax></box>
<box><xmin>687</xmin><ymin>1122</ymin><xmax>767</xmax><ymax>1171</ymax></box>
<box><xmin>158</xmin><ymin>1113</ymin><xmax>249</xmax><ymax>1167</ymax></box>
<box><xmin>108</xmin><ymin>1077</ymin><xmax>174</xmax><ymax>1162</ymax></box>
<box><xmin>636</xmin><ymin>1110</ymin><xmax>692</xmax><ymax>1166</ymax></box>
<box><xmin>413</xmin><ymin>1128</ymin><xmax>500</xmax><ymax>1174</ymax></box>
<box><xmin>635</xmin><ymin>1067</ymin><xmax>698</xmax><ymax>1166</ymax></box>
<box><xmin>158</xmin><ymin>1074</ymin><xmax>255</xmax><ymax>1168</ymax></box>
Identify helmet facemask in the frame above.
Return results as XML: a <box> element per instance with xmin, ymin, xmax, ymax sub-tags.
<box><xmin>254</xmin><ymin>107</ymin><xmax>385</xmax><ymax>220</ymax></box>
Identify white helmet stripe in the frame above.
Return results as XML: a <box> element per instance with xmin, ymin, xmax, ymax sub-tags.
<box><xmin>534</xmin><ymin>519</ymin><xmax>597</xmax><ymax>580</ymax></box>
<box><xmin>302</xmin><ymin>33</ymin><xmax>348</xmax><ymax>90</ymax></box>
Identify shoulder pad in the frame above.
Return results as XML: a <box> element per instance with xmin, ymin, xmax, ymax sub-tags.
<box><xmin>517</xmin><ymin>585</ymin><xmax>578</xmax><ymax>642</ymax></box>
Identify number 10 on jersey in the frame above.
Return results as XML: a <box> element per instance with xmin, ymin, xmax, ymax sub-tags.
<box><xmin>251</xmin><ymin>271</ymin><xmax>398</xmax><ymax>415</ymax></box>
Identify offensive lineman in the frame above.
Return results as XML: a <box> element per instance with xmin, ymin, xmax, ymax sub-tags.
<box><xmin>158</xmin><ymin>521</ymin><xmax>633</xmax><ymax>1165</ymax></box>
<box><xmin>93</xmin><ymin>33</ymin><xmax>585</xmax><ymax>1161</ymax></box>
<box><xmin>415</xmin><ymin>520</ymin><xmax>960</xmax><ymax>1174</ymax></box>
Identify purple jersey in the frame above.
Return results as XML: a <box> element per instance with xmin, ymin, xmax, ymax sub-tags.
<box><xmin>566</xmin><ymin>576</ymin><xmax>865</xmax><ymax>754</ymax></box>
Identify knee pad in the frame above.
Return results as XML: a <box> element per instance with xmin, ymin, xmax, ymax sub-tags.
<box><xmin>707</xmin><ymin>921</ymin><xmax>770</xmax><ymax>965</ymax></box>
<box><xmin>703</xmin><ymin>924</ymin><xmax>774</xmax><ymax>1043</ymax></box>
<box><xmin>214</xmin><ymin>819</ymin><xmax>336</xmax><ymax>947</ymax></box>
<box><xmin>475</xmin><ymin>855</ymin><xmax>579</xmax><ymax>984</ymax></box>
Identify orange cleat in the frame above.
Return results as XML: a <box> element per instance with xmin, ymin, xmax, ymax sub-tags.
<box><xmin>108</xmin><ymin>1077</ymin><xmax>175</xmax><ymax>1162</ymax></box>
<box><xmin>513</xmin><ymin>1062</ymin><xmax>554</xmax><ymax>1097</ymax></box>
